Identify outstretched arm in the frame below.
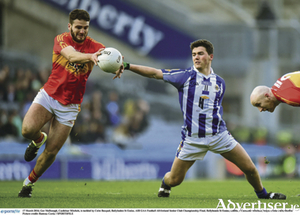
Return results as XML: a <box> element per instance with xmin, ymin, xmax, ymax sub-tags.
<box><xmin>114</xmin><ymin>62</ymin><xmax>163</xmax><ymax>80</ymax></box>
<box><xmin>61</xmin><ymin>46</ymin><xmax>103</xmax><ymax>65</ymax></box>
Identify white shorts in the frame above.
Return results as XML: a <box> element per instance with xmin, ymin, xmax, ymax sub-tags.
<box><xmin>32</xmin><ymin>89</ymin><xmax>80</xmax><ymax>127</ymax></box>
<box><xmin>176</xmin><ymin>131</ymin><xmax>238</xmax><ymax>161</ymax></box>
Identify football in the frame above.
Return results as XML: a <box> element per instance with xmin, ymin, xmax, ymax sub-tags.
<box><xmin>97</xmin><ymin>47</ymin><xmax>122</xmax><ymax>73</ymax></box>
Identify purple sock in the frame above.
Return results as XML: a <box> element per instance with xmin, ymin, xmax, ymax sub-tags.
<box><xmin>255</xmin><ymin>187</ymin><xmax>268</xmax><ymax>198</ymax></box>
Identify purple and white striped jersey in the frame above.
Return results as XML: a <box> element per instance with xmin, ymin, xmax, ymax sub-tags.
<box><xmin>162</xmin><ymin>66</ymin><xmax>227</xmax><ymax>139</ymax></box>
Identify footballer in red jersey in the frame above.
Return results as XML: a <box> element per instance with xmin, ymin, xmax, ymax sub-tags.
<box><xmin>250</xmin><ymin>71</ymin><xmax>300</xmax><ymax>112</ymax></box>
<box><xmin>18</xmin><ymin>9</ymin><xmax>123</xmax><ymax>198</ymax></box>
<box><xmin>44</xmin><ymin>32</ymin><xmax>105</xmax><ymax>105</ymax></box>
<box><xmin>271</xmin><ymin>71</ymin><xmax>300</xmax><ymax>106</ymax></box>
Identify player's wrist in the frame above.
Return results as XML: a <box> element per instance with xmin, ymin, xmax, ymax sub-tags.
<box><xmin>123</xmin><ymin>62</ymin><xmax>130</xmax><ymax>70</ymax></box>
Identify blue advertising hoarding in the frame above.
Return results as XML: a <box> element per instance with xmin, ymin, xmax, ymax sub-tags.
<box><xmin>0</xmin><ymin>158</ymin><xmax>172</xmax><ymax>180</ymax></box>
<box><xmin>42</xmin><ymin>0</ymin><xmax>194</xmax><ymax>63</ymax></box>
<box><xmin>0</xmin><ymin>160</ymin><xmax>61</xmax><ymax>180</ymax></box>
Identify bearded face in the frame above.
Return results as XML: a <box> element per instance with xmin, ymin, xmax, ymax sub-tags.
<box><xmin>69</xmin><ymin>19</ymin><xmax>89</xmax><ymax>43</ymax></box>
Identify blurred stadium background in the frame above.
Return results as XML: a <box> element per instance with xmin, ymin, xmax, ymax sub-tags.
<box><xmin>0</xmin><ymin>0</ymin><xmax>300</xmax><ymax>181</ymax></box>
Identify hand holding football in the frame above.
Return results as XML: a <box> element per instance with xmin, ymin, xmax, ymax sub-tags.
<box><xmin>97</xmin><ymin>47</ymin><xmax>122</xmax><ymax>73</ymax></box>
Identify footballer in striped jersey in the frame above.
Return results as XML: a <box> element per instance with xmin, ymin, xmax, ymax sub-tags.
<box><xmin>121</xmin><ymin>39</ymin><xmax>285</xmax><ymax>199</ymax></box>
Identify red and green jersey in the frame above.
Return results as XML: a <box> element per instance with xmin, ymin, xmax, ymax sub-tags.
<box><xmin>271</xmin><ymin>71</ymin><xmax>300</xmax><ymax>106</ymax></box>
<box><xmin>43</xmin><ymin>32</ymin><xmax>105</xmax><ymax>105</ymax></box>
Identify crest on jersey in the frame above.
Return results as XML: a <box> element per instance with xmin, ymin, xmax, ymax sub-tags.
<box><xmin>67</xmin><ymin>62</ymin><xmax>88</xmax><ymax>75</ymax></box>
<box><xmin>215</xmin><ymin>84</ymin><xmax>220</xmax><ymax>92</ymax></box>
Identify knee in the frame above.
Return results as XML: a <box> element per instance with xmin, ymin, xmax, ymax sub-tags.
<box><xmin>22</xmin><ymin>125</ymin><xmax>34</xmax><ymax>139</ymax></box>
<box><xmin>22</xmin><ymin>123</ymin><xmax>42</xmax><ymax>140</ymax></box>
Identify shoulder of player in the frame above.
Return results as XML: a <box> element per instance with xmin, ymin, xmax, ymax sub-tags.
<box><xmin>85</xmin><ymin>36</ymin><xmax>105</xmax><ymax>47</ymax></box>
<box><xmin>281</xmin><ymin>71</ymin><xmax>300</xmax><ymax>78</ymax></box>
<box><xmin>162</xmin><ymin>67</ymin><xmax>188</xmax><ymax>74</ymax></box>
<box><xmin>211</xmin><ymin>72</ymin><xmax>225</xmax><ymax>81</ymax></box>
<box><xmin>55</xmin><ymin>32</ymin><xmax>71</xmax><ymax>42</ymax></box>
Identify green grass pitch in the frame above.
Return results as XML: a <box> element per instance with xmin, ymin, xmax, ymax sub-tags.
<box><xmin>0</xmin><ymin>179</ymin><xmax>299</xmax><ymax>208</ymax></box>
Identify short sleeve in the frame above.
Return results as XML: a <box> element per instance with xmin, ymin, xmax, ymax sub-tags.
<box><xmin>162</xmin><ymin>68</ymin><xmax>191</xmax><ymax>89</ymax></box>
<box><xmin>53</xmin><ymin>33</ymin><xmax>71</xmax><ymax>54</ymax></box>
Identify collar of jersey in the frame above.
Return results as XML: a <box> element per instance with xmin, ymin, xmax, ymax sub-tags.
<box><xmin>193</xmin><ymin>66</ymin><xmax>214</xmax><ymax>77</ymax></box>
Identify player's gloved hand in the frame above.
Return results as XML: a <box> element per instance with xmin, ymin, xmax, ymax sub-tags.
<box><xmin>123</xmin><ymin>62</ymin><xmax>130</xmax><ymax>70</ymax></box>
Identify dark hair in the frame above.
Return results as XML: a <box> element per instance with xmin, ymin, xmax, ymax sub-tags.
<box><xmin>190</xmin><ymin>39</ymin><xmax>214</xmax><ymax>55</ymax></box>
<box><xmin>69</xmin><ymin>9</ymin><xmax>90</xmax><ymax>24</ymax></box>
